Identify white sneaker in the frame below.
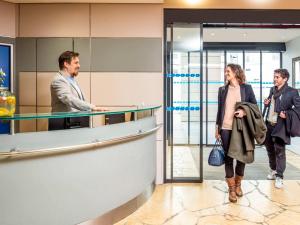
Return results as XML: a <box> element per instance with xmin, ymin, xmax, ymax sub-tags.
<box><xmin>275</xmin><ymin>177</ymin><xmax>283</xmax><ymax>189</ymax></box>
<box><xmin>267</xmin><ymin>169</ymin><xmax>276</xmax><ymax>180</ymax></box>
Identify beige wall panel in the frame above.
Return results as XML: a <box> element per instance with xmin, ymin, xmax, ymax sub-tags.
<box><xmin>91</xmin><ymin>73</ymin><xmax>163</xmax><ymax>106</ymax></box>
<box><xmin>125</xmin><ymin>112</ymin><xmax>132</xmax><ymax>122</ymax></box>
<box><xmin>76</xmin><ymin>72</ymin><xmax>91</xmax><ymax>103</ymax></box>
<box><xmin>19</xmin><ymin>4</ymin><xmax>90</xmax><ymax>37</ymax></box>
<box><xmin>92</xmin><ymin>115</ymin><xmax>105</xmax><ymax>128</ymax></box>
<box><xmin>18</xmin><ymin>72</ymin><xmax>36</xmax><ymax>106</ymax></box>
<box><xmin>164</xmin><ymin>0</ymin><xmax>300</xmax><ymax>9</ymax></box>
<box><xmin>91</xmin><ymin>4</ymin><xmax>163</xmax><ymax>37</ymax></box>
<box><xmin>37</xmin><ymin>106</ymin><xmax>51</xmax><ymax>131</ymax></box>
<box><xmin>37</xmin><ymin>72</ymin><xmax>56</xmax><ymax>107</ymax></box>
<box><xmin>0</xmin><ymin>1</ymin><xmax>17</xmax><ymax>37</ymax></box>
<box><xmin>19</xmin><ymin>106</ymin><xmax>36</xmax><ymax>133</ymax></box>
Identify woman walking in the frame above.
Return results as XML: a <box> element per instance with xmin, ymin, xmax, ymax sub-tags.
<box><xmin>215</xmin><ymin>63</ymin><xmax>257</xmax><ymax>203</ymax></box>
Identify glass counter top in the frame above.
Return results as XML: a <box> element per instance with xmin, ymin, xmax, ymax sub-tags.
<box><xmin>0</xmin><ymin>105</ymin><xmax>161</xmax><ymax>121</ymax></box>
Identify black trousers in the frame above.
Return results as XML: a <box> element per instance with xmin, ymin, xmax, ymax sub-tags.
<box><xmin>220</xmin><ymin>129</ymin><xmax>246</xmax><ymax>178</ymax></box>
<box><xmin>48</xmin><ymin>117</ymin><xmax>89</xmax><ymax>131</ymax></box>
<box><xmin>264</xmin><ymin>122</ymin><xmax>286</xmax><ymax>178</ymax></box>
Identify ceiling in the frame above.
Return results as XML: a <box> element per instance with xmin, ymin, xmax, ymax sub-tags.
<box><xmin>4</xmin><ymin>0</ymin><xmax>163</xmax><ymax>3</ymax></box>
<box><xmin>168</xmin><ymin>27</ymin><xmax>300</xmax><ymax>51</ymax></box>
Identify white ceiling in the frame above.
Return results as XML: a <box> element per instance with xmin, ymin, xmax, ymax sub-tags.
<box><xmin>169</xmin><ymin>27</ymin><xmax>300</xmax><ymax>51</ymax></box>
<box><xmin>4</xmin><ymin>0</ymin><xmax>163</xmax><ymax>3</ymax></box>
<box><xmin>172</xmin><ymin>27</ymin><xmax>300</xmax><ymax>42</ymax></box>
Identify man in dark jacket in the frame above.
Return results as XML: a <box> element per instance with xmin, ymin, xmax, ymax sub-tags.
<box><xmin>264</xmin><ymin>68</ymin><xmax>300</xmax><ymax>189</ymax></box>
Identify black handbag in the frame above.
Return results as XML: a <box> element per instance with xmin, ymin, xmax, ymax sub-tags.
<box><xmin>208</xmin><ymin>139</ymin><xmax>225</xmax><ymax>166</ymax></box>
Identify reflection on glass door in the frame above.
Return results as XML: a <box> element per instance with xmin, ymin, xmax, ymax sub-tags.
<box><xmin>292</xmin><ymin>57</ymin><xmax>300</xmax><ymax>91</ymax></box>
<box><xmin>245</xmin><ymin>52</ymin><xmax>261</xmax><ymax>107</ymax></box>
<box><xmin>205</xmin><ymin>51</ymin><xmax>225</xmax><ymax>145</ymax></box>
<box><xmin>165</xmin><ymin>23</ymin><xmax>203</xmax><ymax>182</ymax></box>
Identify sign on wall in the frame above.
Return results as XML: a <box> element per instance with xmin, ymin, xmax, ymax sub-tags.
<box><xmin>0</xmin><ymin>44</ymin><xmax>12</xmax><ymax>134</ymax></box>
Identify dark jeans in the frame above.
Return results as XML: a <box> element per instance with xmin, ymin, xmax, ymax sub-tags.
<box><xmin>264</xmin><ymin>122</ymin><xmax>286</xmax><ymax>178</ymax></box>
<box><xmin>220</xmin><ymin>129</ymin><xmax>246</xmax><ymax>178</ymax></box>
<box><xmin>48</xmin><ymin>117</ymin><xmax>89</xmax><ymax>131</ymax></box>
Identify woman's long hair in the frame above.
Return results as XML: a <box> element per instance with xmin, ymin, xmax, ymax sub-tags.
<box><xmin>226</xmin><ymin>63</ymin><xmax>246</xmax><ymax>85</ymax></box>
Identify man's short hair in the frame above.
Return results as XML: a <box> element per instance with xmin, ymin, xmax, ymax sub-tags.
<box><xmin>274</xmin><ymin>68</ymin><xmax>290</xmax><ymax>81</ymax></box>
<box><xmin>58</xmin><ymin>51</ymin><xmax>79</xmax><ymax>70</ymax></box>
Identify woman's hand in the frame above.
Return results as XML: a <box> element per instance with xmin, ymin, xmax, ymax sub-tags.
<box><xmin>234</xmin><ymin>109</ymin><xmax>246</xmax><ymax>118</ymax></box>
<box><xmin>215</xmin><ymin>127</ymin><xmax>221</xmax><ymax>140</ymax></box>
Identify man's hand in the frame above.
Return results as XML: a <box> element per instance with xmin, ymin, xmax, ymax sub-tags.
<box><xmin>264</xmin><ymin>98</ymin><xmax>271</xmax><ymax>105</ymax></box>
<box><xmin>279</xmin><ymin>111</ymin><xmax>286</xmax><ymax>119</ymax></box>
<box><xmin>92</xmin><ymin>106</ymin><xmax>108</xmax><ymax>111</ymax></box>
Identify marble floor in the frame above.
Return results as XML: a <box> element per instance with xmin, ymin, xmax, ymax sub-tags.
<box><xmin>115</xmin><ymin>180</ymin><xmax>300</xmax><ymax>225</ymax></box>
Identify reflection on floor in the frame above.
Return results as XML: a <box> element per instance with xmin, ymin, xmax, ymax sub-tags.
<box><xmin>168</xmin><ymin>146</ymin><xmax>200</xmax><ymax>178</ymax></box>
<box><xmin>168</xmin><ymin>145</ymin><xmax>300</xmax><ymax>180</ymax></box>
<box><xmin>115</xmin><ymin>181</ymin><xmax>300</xmax><ymax>225</ymax></box>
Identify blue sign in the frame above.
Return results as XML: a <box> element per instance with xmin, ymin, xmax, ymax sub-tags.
<box><xmin>0</xmin><ymin>44</ymin><xmax>12</xmax><ymax>134</ymax></box>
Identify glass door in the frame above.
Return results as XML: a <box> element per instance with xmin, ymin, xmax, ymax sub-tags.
<box><xmin>165</xmin><ymin>23</ymin><xmax>203</xmax><ymax>182</ymax></box>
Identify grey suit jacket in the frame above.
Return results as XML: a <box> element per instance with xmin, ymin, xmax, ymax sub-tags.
<box><xmin>50</xmin><ymin>72</ymin><xmax>94</xmax><ymax>112</ymax></box>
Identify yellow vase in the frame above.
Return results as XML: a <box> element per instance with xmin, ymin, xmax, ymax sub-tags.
<box><xmin>0</xmin><ymin>87</ymin><xmax>16</xmax><ymax>117</ymax></box>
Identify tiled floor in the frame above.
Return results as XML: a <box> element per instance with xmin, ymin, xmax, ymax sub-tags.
<box><xmin>115</xmin><ymin>181</ymin><xmax>300</xmax><ymax>225</ymax></box>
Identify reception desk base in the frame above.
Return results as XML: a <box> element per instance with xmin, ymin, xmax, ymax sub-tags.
<box><xmin>80</xmin><ymin>182</ymin><xmax>155</xmax><ymax>225</ymax></box>
<box><xmin>0</xmin><ymin>117</ymin><xmax>158</xmax><ymax>225</ymax></box>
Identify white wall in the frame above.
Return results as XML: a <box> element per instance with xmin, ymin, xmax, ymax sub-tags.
<box><xmin>283</xmin><ymin>35</ymin><xmax>300</xmax><ymax>85</ymax></box>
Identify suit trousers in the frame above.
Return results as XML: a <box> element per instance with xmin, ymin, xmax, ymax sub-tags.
<box><xmin>264</xmin><ymin>122</ymin><xmax>286</xmax><ymax>178</ymax></box>
<box><xmin>221</xmin><ymin>129</ymin><xmax>246</xmax><ymax>178</ymax></box>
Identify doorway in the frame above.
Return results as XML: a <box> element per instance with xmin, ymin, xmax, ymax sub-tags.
<box><xmin>164</xmin><ymin>9</ymin><xmax>300</xmax><ymax>182</ymax></box>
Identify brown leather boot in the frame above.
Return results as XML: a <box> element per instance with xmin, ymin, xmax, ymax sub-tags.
<box><xmin>235</xmin><ymin>175</ymin><xmax>243</xmax><ymax>197</ymax></box>
<box><xmin>226</xmin><ymin>177</ymin><xmax>237</xmax><ymax>203</ymax></box>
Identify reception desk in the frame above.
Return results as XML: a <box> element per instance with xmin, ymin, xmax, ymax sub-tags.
<box><xmin>0</xmin><ymin>106</ymin><xmax>161</xmax><ymax>225</ymax></box>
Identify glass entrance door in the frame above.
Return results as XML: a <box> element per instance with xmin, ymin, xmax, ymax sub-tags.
<box><xmin>165</xmin><ymin>23</ymin><xmax>203</xmax><ymax>182</ymax></box>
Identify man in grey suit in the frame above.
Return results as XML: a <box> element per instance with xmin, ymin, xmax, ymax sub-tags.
<box><xmin>49</xmin><ymin>51</ymin><xmax>103</xmax><ymax>130</ymax></box>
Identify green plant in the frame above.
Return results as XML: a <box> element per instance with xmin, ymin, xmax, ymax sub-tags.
<box><xmin>0</xmin><ymin>68</ymin><xmax>6</xmax><ymax>86</ymax></box>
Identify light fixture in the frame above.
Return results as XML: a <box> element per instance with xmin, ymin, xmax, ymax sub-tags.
<box><xmin>210</xmin><ymin>32</ymin><xmax>215</xmax><ymax>36</ymax></box>
<box><xmin>177</xmin><ymin>35</ymin><xmax>181</xmax><ymax>40</ymax></box>
<box><xmin>247</xmin><ymin>0</ymin><xmax>273</xmax><ymax>4</ymax></box>
<box><xmin>186</xmin><ymin>0</ymin><xmax>201</xmax><ymax>5</ymax></box>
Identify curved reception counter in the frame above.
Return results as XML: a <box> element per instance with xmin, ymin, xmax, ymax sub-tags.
<box><xmin>0</xmin><ymin>106</ymin><xmax>161</xmax><ymax>225</ymax></box>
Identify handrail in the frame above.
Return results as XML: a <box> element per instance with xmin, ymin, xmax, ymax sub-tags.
<box><xmin>0</xmin><ymin>124</ymin><xmax>162</xmax><ymax>161</ymax></box>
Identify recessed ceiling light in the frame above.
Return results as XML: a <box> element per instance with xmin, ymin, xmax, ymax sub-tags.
<box><xmin>247</xmin><ymin>0</ymin><xmax>273</xmax><ymax>3</ymax></box>
<box><xmin>243</xmin><ymin>33</ymin><xmax>247</xmax><ymax>37</ymax></box>
<box><xmin>210</xmin><ymin>32</ymin><xmax>215</xmax><ymax>36</ymax></box>
<box><xmin>186</xmin><ymin>0</ymin><xmax>201</xmax><ymax>4</ymax></box>
<box><xmin>177</xmin><ymin>36</ymin><xmax>181</xmax><ymax>40</ymax></box>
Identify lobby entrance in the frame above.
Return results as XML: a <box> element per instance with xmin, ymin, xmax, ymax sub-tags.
<box><xmin>164</xmin><ymin>9</ymin><xmax>300</xmax><ymax>182</ymax></box>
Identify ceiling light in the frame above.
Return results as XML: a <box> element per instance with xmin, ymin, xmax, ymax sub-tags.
<box><xmin>177</xmin><ymin>36</ymin><xmax>181</xmax><ymax>40</ymax></box>
<box><xmin>186</xmin><ymin>0</ymin><xmax>201</xmax><ymax>4</ymax></box>
<box><xmin>247</xmin><ymin>0</ymin><xmax>273</xmax><ymax>4</ymax></box>
<box><xmin>210</xmin><ymin>32</ymin><xmax>215</xmax><ymax>36</ymax></box>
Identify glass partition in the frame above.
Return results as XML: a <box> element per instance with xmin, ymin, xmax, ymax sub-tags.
<box><xmin>0</xmin><ymin>105</ymin><xmax>161</xmax><ymax>121</ymax></box>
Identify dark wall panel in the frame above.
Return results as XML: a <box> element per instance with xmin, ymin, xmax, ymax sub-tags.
<box><xmin>37</xmin><ymin>38</ymin><xmax>72</xmax><ymax>72</ymax></box>
<box><xmin>73</xmin><ymin>38</ymin><xmax>91</xmax><ymax>72</ymax></box>
<box><xmin>91</xmin><ymin>38</ymin><xmax>162</xmax><ymax>72</ymax></box>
